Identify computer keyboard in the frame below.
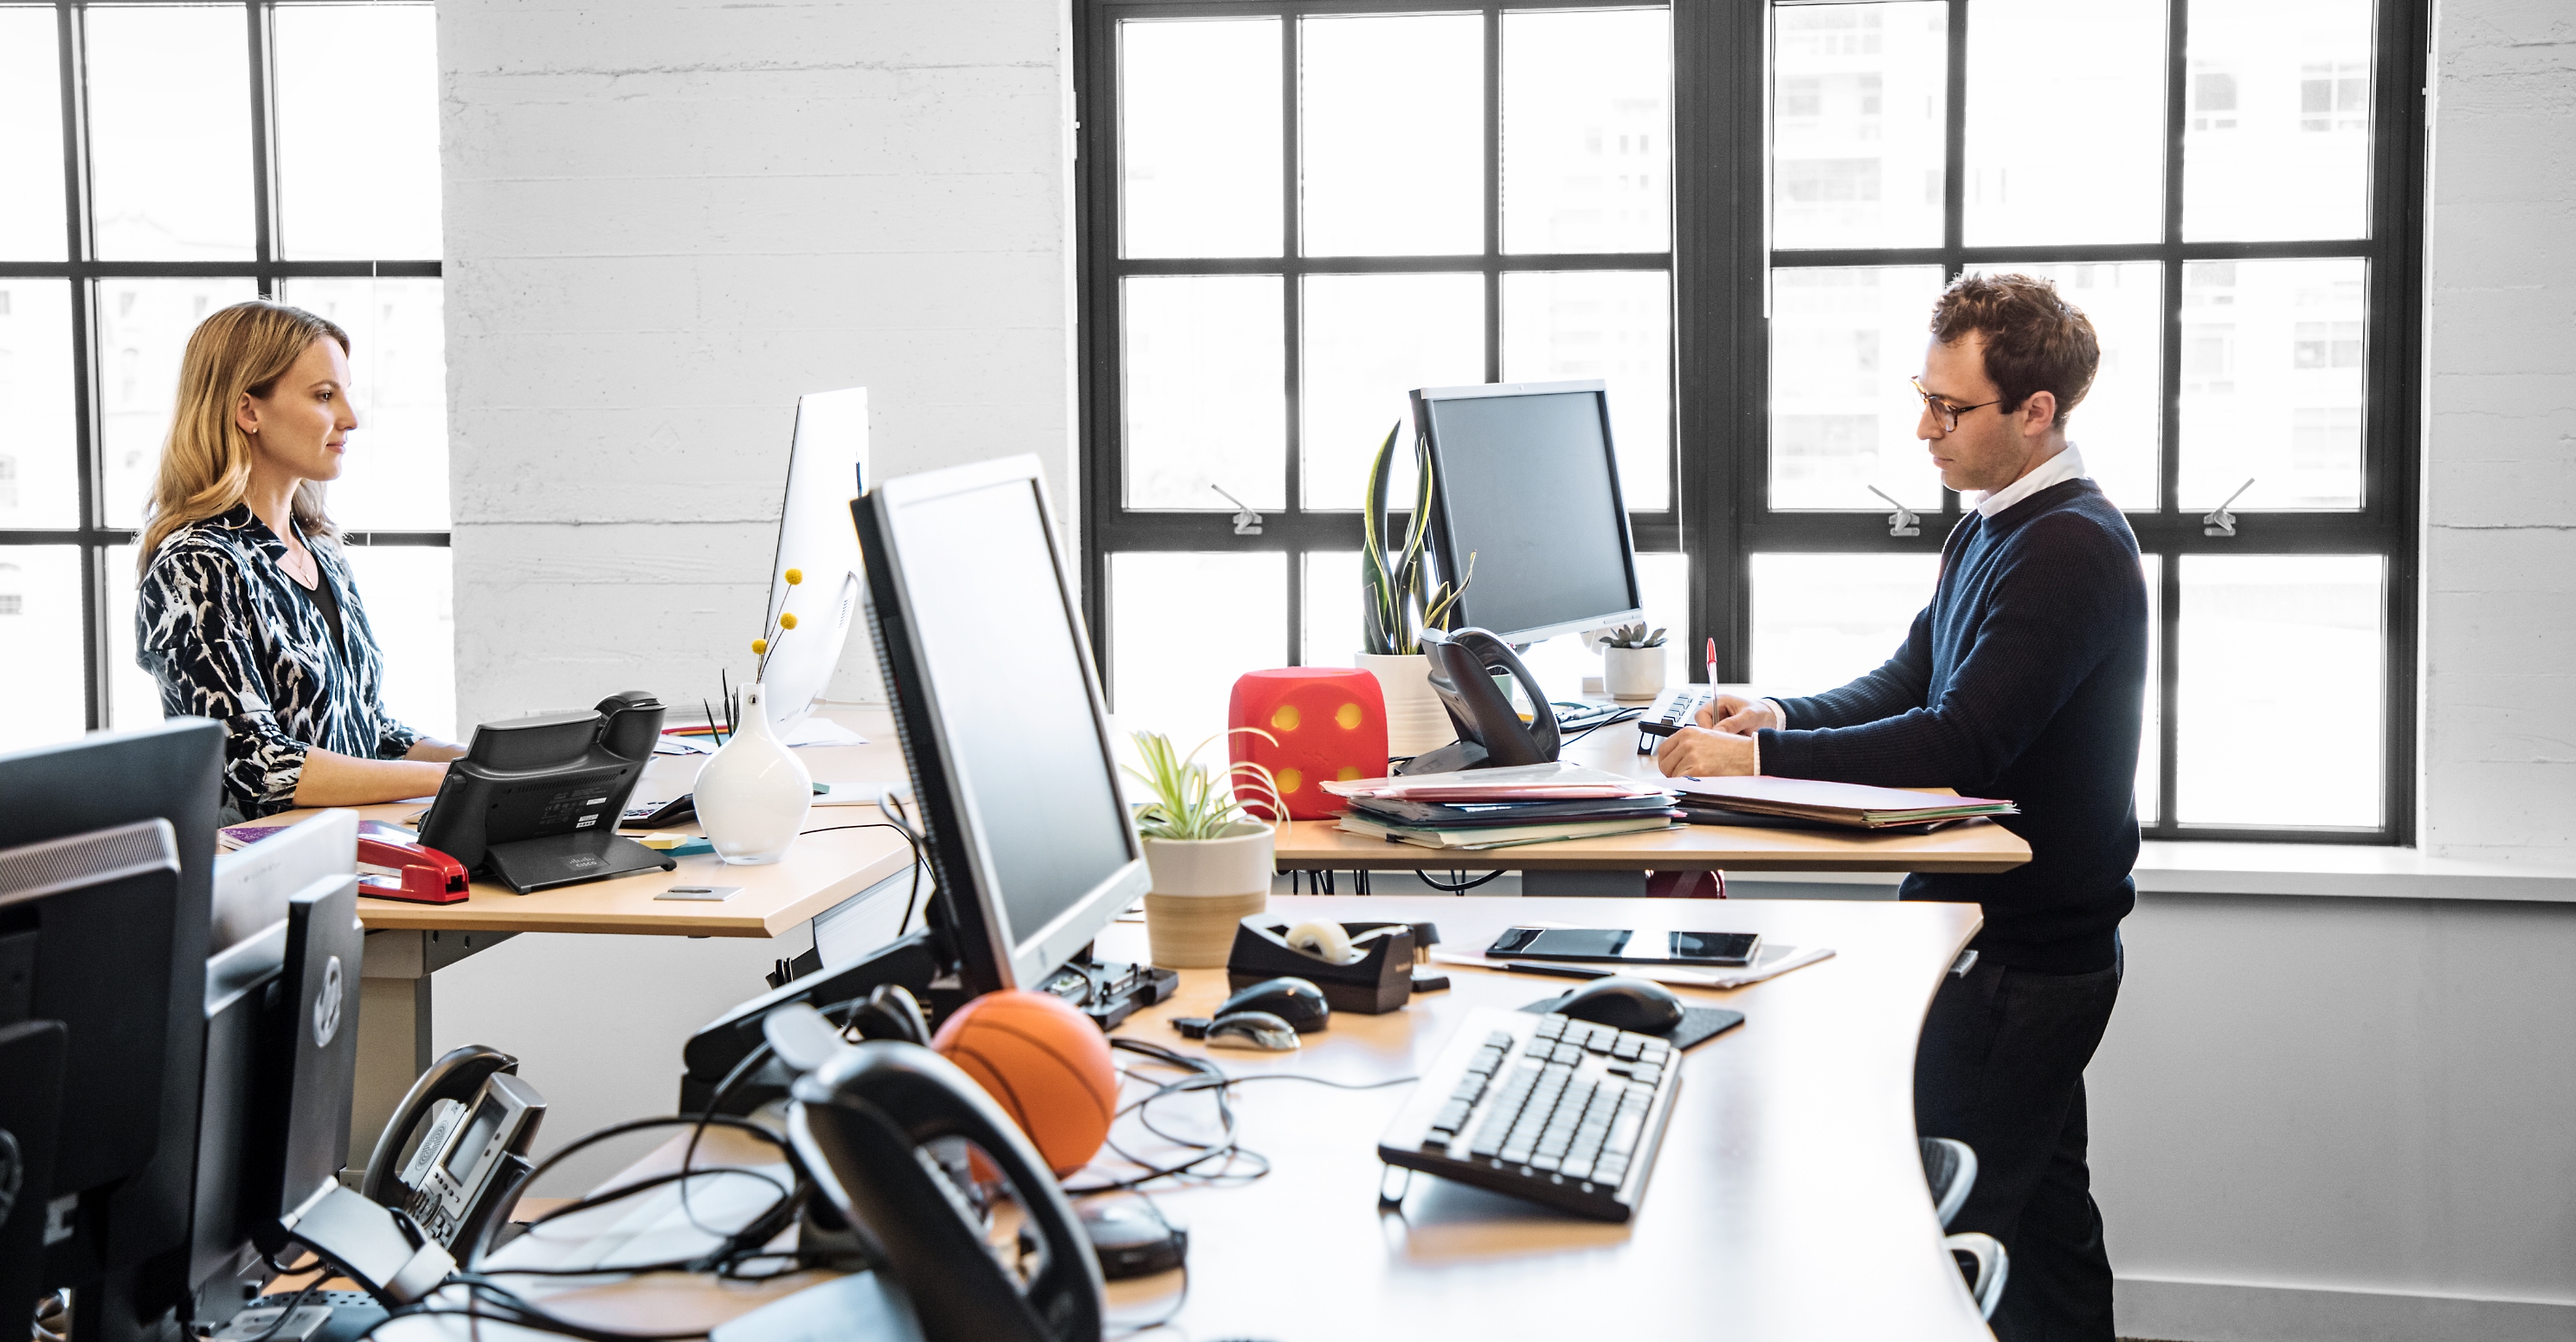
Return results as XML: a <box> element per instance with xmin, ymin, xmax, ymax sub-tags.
<box><xmin>1377</xmin><ymin>1006</ymin><xmax>1680</xmax><ymax>1222</ymax></box>
<box><xmin>1634</xmin><ymin>686</ymin><xmax>1716</xmax><ymax>754</ymax></box>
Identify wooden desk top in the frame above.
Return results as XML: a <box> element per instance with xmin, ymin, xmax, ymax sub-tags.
<box><xmin>1274</xmin><ymin>713</ymin><xmax>2032</xmax><ymax>874</ymax></box>
<box><xmin>435</xmin><ymin>895</ymin><xmax>1989</xmax><ymax>1340</ymax></box>
<box><xmin>302</xmin><ymin>708</ymin><xmax>919</xmax><ymax>939</ymax></box>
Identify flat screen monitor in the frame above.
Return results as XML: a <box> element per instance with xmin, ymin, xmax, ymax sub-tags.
<box><xmin>1412</xmin><ymin>379</ymin><xmax>1645</xmax><ymax>645</ymax></box>
<box><xmin>0</xmin><ymin>718</ymin><xmax>222</xmax><ymax>1309</ymax></box>
<box><xmin>761</xmin><ymin>386</ymin><xmax>871</xmax><ymax>734</ymax></box>
<box><xmin>854</xmin><ymin>455</ymin><xmax>1149</xmax><ymax>997</ymax></box>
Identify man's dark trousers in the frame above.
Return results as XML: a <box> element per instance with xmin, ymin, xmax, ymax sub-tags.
<box><xmin>1916</xmin><ymin>943</ymin><xmax>2122</xmax><ymax>1341</ymax></box>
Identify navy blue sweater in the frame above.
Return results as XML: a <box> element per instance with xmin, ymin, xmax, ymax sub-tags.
<box><xmin>1759</xmin><ymin>479</ymin><xmax>2148</xmax><ymax>974</ymax></box>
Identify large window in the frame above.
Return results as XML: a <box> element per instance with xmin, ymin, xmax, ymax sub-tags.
<box><xmin>1078</xmin><ymin>2</ymin><xmax>1686</xmax><ymax>749</ymax></box>
<box><xmin>0</xmin><ymin>1</ymin><xmax>450</xmax><ymax>752</ymax></box>
<box><xmin>1747</xmin><ymin>0</ymin><xmax>2424</xmax><ymax>841</ymax></box>
<box><xmin>1082</xmin><ymin>0</ymin><xmax>2425</xmax><ymax>842</ymax></box>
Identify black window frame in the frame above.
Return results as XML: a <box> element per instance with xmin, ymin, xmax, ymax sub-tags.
<box><xmin>1076</xmin><ymin>0</ymin><xmax>2428</xmax><ymax>847</ymax></box>
<box><xmin>1072</xmin><ymin>0</ymin><xmax>1684</xmax><ymax>699</ymax></box>
<box><xmin>0</xmin><ymin>0</ymin><xmax>448</xmax><ymax>735</ymax></box>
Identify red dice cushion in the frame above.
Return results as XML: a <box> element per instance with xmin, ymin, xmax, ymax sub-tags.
<box><xmin>1228</xmin><ymin>668</ymin><xmax>1389</xmax><ymax>821</ymax></box>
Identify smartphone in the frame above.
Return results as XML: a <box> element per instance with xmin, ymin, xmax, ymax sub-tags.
<box><xmin>1487</xmin><ymin>926</ymin><xmax>1761</xmax><ymax>966</ymax></box>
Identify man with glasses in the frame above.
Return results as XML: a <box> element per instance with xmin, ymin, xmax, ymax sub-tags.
<box><xmin>1655</xmin><ymin>274</ymin><xmax>2146</xmax><ymax>1340</ymax></box>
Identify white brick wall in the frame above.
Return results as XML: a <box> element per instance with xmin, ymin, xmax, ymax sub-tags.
<box><xmin>440</xmin><ymin>0</ymin><xmax>1079</xmax><ymax>727</ymax></box>
<box><xmin>2421</xmin><ymin>0</ymin><xmax>2576</xmax><ymax>864</ymax></box>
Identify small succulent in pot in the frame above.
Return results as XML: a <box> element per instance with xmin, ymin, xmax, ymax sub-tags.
<box><xmin>1598</xmin><ymin>623</ymin><xmax>1666</xmax><ymax>650</ymax></box>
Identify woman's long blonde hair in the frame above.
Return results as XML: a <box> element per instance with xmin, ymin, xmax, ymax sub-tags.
<box><xmin>136</xmin><ymin>300</ymin><xmax>351</xmax><ymax>573</ymax></box>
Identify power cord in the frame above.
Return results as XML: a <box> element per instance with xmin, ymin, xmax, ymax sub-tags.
<box><xmin>798</xmin><ymin>816</ymin><xmax>926</xmax><ymax>935</ymax></box>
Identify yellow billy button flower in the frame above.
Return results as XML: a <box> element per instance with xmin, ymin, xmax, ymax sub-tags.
<box><xmin>778</xmin><ymin>612</ymin><xmax>799</xmax><ymax>629</ymax></box>
<box><xmin>751</xmin><ymin>638</ymin><xmax>769</xmax><ymax>655</ymax></box>
<box><xmin>784</xmin><ymin>568</ymin><xmax>803</xmax><ymax>585</ymax></box>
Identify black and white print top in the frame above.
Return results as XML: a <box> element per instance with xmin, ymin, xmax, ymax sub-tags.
<box><xmin>136</xmin><ymin>504</ymin><xmax>422</xmax><ymax>820</ymax></box>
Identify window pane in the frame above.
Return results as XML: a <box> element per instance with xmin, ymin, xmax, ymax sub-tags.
<box><xmin>1122</xmin><ymin>276</ymin><xmax>1285</xmax><ymax>511</ymax></box>
<box><xmin>2182</xmin><ymin>0</ymin><xmax>2373</xmax><ymax>242</ymax></box>
<box><xmin>1302</xmin><ymin>550</ymin><xmax>1359</xmax><ymax>671</ymax></box>
<box><xmin>278</xmin><ymin>277</ymin><xmax>450</xmax><ymax>530</ymax></box>
<box><xmin>1768</xmin><ymin>265</ymin><xmax>1948</xmax><ymax>510</ymax></box>
<box><xmin>1969</xmin><ymin>261</ymin><xmax>2162</xmax><ymax>510</ymax></box>
<box><xmin>106</xmin><ymin>544</ymin><xmax>162</xmax><ymax>732</ymax></box>
<box><xmin>1963</xmin><ymin>0</ymin><xmax>2163</xmax><ymax>246</ymax></box>
<box><xmin>0</xmin><ymin>546</ymin><xmax>87</xmax><ymax>752</ymax></box>
<box><xmin>1299</xmin><ymin>273</ymin><xmax>1484</xmax><ymax>511</ymax></box>
<box><xmin>1500</xmin><ymin>8</ymin><xmax>1670</xmax><ymax>255</ymax></box>
<box><xmin>1502</xmin><ymin>270</ymin><xmax>1671</xmax><ymax>512</ymax></box>
<box><xmin>0</xmin><ymin>9</ymin><xmax>67</xmax><ymax>261</ymax></box>
<box><xmin>86</xmin><ymin>5</ymin><xmax>255</xmax><ymax>261</ymax></box>
<box><xmin>1107</xmin><ymin>552</ymin><xmax>1287</xmax><ymax>752</ymax></box>
<box><xmin>2177</xmin><ymin>258</ymin><xmax>2366</xmax><ymax>510</ymax></box>
<box><xmin>2177</xmin><ymin>555</ymin><xmax>2382</xmax><ymax>827</ymax></box>
<box><xmin>1771</xmin><ymin>3</ymin><xmax>1947</xmax><ymax>251</ymax></box>
<box><xmin>340</xmin><ymin>544</ymin><xmax>457</xmax><ymax>740</ymax></box>
<box><xmin>0</xmin><ymin>281</ymin><xmax>78</xmax><ymax>527</ymax></box>
<box><xmin>1121</xmin><ymin>18</ymin><xmax>1281</xmax><ymax>260</ymax></box>
<box><xmin>1300</xmin><ymin>14</ymin><xmax>1482</xmax><ymax>256</ymax></box>
<box><xmin>1748</xmin><ymin>552</ymin><xmax>1941</xmax><ymax>694</ymax></box>
<box><xmin>97</xmin><ymin>278</ymin><xmax>262</xmax><ymax>528</ymax></box>
<box><xmin>2138</xmin><ymin>553</ymin><xmax>2161</xmax><ymax>826</ymax></box>
<box><xmin>274</xmin><ymin>3</ymin><xmax>443</xmax><ymax>261</ymax></box>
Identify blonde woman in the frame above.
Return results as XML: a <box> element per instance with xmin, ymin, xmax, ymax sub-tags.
<box><xmin>135</xmin><ymin>300</ymin><xmax>463</xmax><ymax>820</ymax></box>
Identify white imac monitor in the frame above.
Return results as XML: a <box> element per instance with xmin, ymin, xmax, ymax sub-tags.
<box><xmin>853</xmin><ymin>455</ymin><xmax>1150</xmax><ymax>996</ymax></box>
<box><xmin>761</xmin><ymin>387</ymin><xmax>870</xmax><ymax>733</ymax></box>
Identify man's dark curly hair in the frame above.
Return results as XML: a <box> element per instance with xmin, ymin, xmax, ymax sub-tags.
<box><xmin>1929</xmin><ymin>273</ymin><xmax>2101</xmax><ymax>431</ymax></box>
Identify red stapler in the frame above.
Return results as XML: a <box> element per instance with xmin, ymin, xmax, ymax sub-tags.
<box><xmin>357</xmin><ymin>834</ymin><xmax>473</xmax><ymax>905</ymax></box>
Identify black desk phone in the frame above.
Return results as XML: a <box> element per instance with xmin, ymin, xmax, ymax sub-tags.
<box><xmin>1400</xmin><ymin>626</ymin><xmax>1563</xmax><ymax>775</ymax></box>
<box><xmin>359</xmin><ymin>1044</ymin><xmax>546</xmax><ymax>1262</ymax></box>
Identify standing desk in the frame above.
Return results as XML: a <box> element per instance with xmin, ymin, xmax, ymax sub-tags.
<box><xmin>385</xmin><ymin>894</ymin><xmax>1994</xmax><ymax>1340</ymax></box>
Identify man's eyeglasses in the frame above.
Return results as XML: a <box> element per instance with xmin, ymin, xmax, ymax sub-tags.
<box><xmin>1910</xmin><ymin>377</ymin><xmax>2001</xmax><ymax>433</ymax></box>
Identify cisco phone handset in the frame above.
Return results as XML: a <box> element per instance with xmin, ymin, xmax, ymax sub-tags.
<box><xmin>765</xmin><ymin>1003</ymin><xmax>1105</xmax><ymax>1342</ymax></box>
<box><xmin>1401</xmin><ymin>626</ymin><xmax>1563</xmax><ymax>776</ymax></box>
<box><xmin>361</xmin><ymin>1044</ymin><xmax>546</xmax><ymax>1263</ymax></box>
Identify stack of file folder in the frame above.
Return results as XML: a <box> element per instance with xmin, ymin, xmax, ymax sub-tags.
<box><xmin>1322</xmin><ymin>764</ymin><xmax>1681</xmax><ymax>851</ymax></box>
<box><xmin>1668</xmin><ymin>776</ymin><xmax>2017</xmax><ymax>831</ymax></box>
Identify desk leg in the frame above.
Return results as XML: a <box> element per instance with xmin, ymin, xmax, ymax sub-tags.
<box><xmin>354</xmin><ymin>929</ymin><xmax>518</xmax><ymax>1165</ymax></box>
<box><xmin>1522</xmin><ymin>870</ymin><xmax>1649</xmax><ymax>898</ymax></box>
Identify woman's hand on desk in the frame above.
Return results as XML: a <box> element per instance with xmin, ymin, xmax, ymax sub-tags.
<box><xmin>1654</xmin><ymin>725</ymin><xmax>1757</xmax><ymax>777</ymax></box>
<box><xmin>403</xmin><ymin>737</ymin><xmax>467</xmax><ymax>763</ymax></box>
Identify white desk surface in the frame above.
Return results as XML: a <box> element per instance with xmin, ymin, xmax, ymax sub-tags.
<box><xmin>390</xmin><ymin>894</ymin><xmax>1992</xmax><ymax>1341</ymax></box>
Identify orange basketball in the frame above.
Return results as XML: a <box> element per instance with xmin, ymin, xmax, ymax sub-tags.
<box><xmin>931</xmin><ymin>990</ymin><xmax>1119</xmax><ymax>1177</ymax></box>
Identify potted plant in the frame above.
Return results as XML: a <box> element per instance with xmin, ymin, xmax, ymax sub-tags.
<box><xmin>1126</xmin><ymin>729</ymin><xmax>1285</xmax><ymax>968</ymax></box>
<box><xmin>1597</xmin><ymin>623</ymin><xmax>1668</xmax><ymax>702</ymax></box>
<box><xmin>1358</xmin><ymin>423</ymin><xmax>1472</xmax><ymax>759</ymax></box>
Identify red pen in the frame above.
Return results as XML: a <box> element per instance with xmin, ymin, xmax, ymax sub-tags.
<box><xmin>1705</xmin><ymin>636</ymin><xmax>1717</xmax><ymax>687</ymax></box>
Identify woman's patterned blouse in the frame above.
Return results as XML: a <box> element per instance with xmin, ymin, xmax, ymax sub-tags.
<box><xmin>135</xmin><ymin>505</ymin><xmax>422</xmax><ymax>819</ymax></box>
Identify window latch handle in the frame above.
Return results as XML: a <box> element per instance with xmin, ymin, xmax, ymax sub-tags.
<box><xmin>1211</xmin><ymin>484</ymin><xmax>1263</xmax><ymax>537</ymax></box>
<box><xmin>1867</xmin><ymin>486</ymin><xmax>1921</xmax><ymax>538</ymax></box>
<box><xmin>2202</xmin><ymin>477</ymin><xmax>2256</xmax><ymax>537</ymax></box>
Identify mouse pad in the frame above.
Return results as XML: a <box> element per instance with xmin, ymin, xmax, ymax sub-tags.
<box><xmin>1517</xmin><ymin>997</ymin><xmax>1746</xmax><ymax>1051</ymax></box>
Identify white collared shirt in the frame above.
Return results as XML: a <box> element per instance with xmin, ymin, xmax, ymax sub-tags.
<box><xmin>1749</xmin><ymin>444</ymin><xmax>2090</xmax><ymax>757</ymax></box>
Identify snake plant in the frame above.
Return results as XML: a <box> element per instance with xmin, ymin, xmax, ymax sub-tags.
<box><xmin>1360</xmin><ymin>423</ymin><xmax>1472</xmax><ymax>656</ymax></box>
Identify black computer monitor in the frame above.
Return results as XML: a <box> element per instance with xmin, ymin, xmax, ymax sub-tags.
<box><xmin>853</xmin><ymin>455</ymin><xmax>1151</xmax><ymax>997</ymax></box>
<box><xmin>0</xmin><ymin>719</ymin><xmax>222</xmax><ymax>1326</ymax></box>
<box><xmin>1412</xmin><ymin>379</ymin><xmax>1646</xmax><ymax>645</ymax></box>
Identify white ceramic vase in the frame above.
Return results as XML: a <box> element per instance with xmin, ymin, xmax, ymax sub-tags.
<box><xmin>692</xmin><ymin>682</ymin><xmax>813</xmax><ymax>864</ymax></box>
<box><xmin>1141</xmin><ymin>821</ymin><xmax>1274</xmax><ymax>969</ymax></box>
<box><xmin>1357</xmin><ymin>651</ymin><xmax>1454</xmax><ymax>762</ymax></box>
<box><xmin>1603</xmin><ymin>645</ymin><xmax>1668</xmax><ymax>701</ymax></box>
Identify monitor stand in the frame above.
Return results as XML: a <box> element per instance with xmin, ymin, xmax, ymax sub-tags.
<box><xmin>1035</xmin><ymin>952</ymin><xmax>1181</xmax><ymax>1032</ymax></box>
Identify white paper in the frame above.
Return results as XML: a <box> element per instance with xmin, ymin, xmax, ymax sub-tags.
<box><xmin>783</xmin><ymin>718</ymin><xmax>869</xmax><ymax>747</ymax></box>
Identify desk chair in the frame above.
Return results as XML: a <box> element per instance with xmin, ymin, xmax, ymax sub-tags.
<box><xmin>1921</xmin><ymin>1136</ymin><xmax>1978</xmax><ymax>1229</ymax></box>
<box><xmin>1948</xmin><ymin>1233</ymin><xmax>2009</xmax><ymax>1319</ymax></box>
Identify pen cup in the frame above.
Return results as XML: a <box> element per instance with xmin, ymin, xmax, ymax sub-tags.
<box><xmin>1140</xmin><ymin>823</ymin><xmax>1274</xmax><ymax>969</ymax></box>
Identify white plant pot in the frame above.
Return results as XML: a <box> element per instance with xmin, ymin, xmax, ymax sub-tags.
<box><xmin>1603</xmin><ymin>645</ymin><xmax>1668</xmax><ymax>701</ymax></box>
<box><xmin>1357</xmin><ymin>651</ymin><xmax>1454</xmax><ymax>762</ymax></box>
<box><xmin>1141</xmin><ymin>821</ymin><xmax>1275</xmax><ymax>968</ymax></box>
<box><xmin>691</xmin><ymin>683</ymin><xmax>814</xmax><ymax>864</ymax></box>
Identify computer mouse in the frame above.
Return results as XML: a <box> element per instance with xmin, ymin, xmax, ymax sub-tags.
<box><xmin>1204</xmin><ymin>1010</ymin><xmax>1300</xmax><ymax>1051</ymax></box>
<box><xmin>1551</xmin><ymin>976</ymin><xmax>1685</xmax><ymax>1035</ymax></box>
<box><xmin>1216</xmin><ymin>976</ymin><xmax>1330</xmax><ymax>1033</ymax></box>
